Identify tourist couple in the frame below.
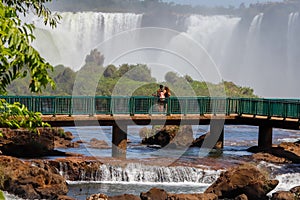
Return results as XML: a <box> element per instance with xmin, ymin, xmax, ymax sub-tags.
<box><xmin>155</xmin><ymin>84</ymin><xmax>171</xmax><ymax>112</ymax></box>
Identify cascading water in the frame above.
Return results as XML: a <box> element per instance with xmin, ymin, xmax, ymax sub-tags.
<box><xmin>287</xmin><ymin>12</ymin><xmax>299</xmax><ymax>72</ymax></box>
<box><xmin>32</xmin><ymin>12</ymin><xmax>142</xmax><ymax>70</ymax></box>
<box><xmin>61</xmin><ymin>162</ymin><xmax>221</xmax><ymax>184</ymax></box>
<box><xmin>28</xmin><ymin>10</ymin><xmax>300</xmax><ymax>97</ymax></box>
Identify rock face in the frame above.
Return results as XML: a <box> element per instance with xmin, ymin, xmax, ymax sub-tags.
<box><xmin>32</xmin><ymin>157</ymin><xmax>103</xmax><ymax>181</ymax></box>
<box><xmin>141</xmin><ymin>125</ymin><xmax>194</xmax><ymax>148</ymax></box>
<box><xmin>139</xmin><ymin>187</ymin><xmax>218</xmax><ymax>200</ymax></box>
<box><xmin>250</xmin><ymin>141</ymin><xmax>300</xmax><ymax>164</ymax></box>
<box><xmin>0</xmin><ymin>127</ymin><xmax>78</xmax><ymax>157</ymax></box>
<box><xmin>191</xmin><ymin>132</ymin><xmax>223</xmax><ymax>149</ymax></box>
<box><xmin>0</xmin><ymin>156</ymin><xmax>68</xmax><ymax>199</ymax></box>
<box><xmin>88</xmin><ymin>138</ymin><xmax>110</xmax><ymax>149</ymax></box>
<box><xmin>271</xmin><ymin>191</ymin><xmax>295</xmax><ymax>200</ymax></box>
<box><xmin>205</xmin><ymin>164</ymin><xmax>278</xmax><ymax>200</ymax></box>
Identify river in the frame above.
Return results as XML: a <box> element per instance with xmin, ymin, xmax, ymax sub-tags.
<box><xmin>52</xmin><ymin>125</ymin><xmax>300</xmax><ymax>199</ymax></box>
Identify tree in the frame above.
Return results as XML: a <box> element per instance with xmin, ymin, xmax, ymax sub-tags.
<box><xmin>85</xmin><ymin>49</ymin><xmax>105</xmax><ymax>66</ymax></box>
<box><xmin>103</xmin><ymin>65</ymin><xmax>117</xmax><ymax>78</ymax></box>
<box><xmin>0</xmin><ymin>0</ymin><xmax>60</xmax><ymax>131</ymax></box>
<box><xmin>165</xmin><ymin>71</ymin><xmax>179</xmax><ymax>84</ymax></box>
<box><xmin>0</xmin><ymin>0</ymin><xmax>60</xmax><ymax>94</ymax></box>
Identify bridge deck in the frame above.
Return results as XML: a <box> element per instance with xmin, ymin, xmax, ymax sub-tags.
<box><xmin>42</xmin><ymin>114</ymin><xmax>300</xmax><ymax>130</ymax></box>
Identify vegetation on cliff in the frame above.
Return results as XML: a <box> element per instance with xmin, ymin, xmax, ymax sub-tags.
<box><xmin>7</xmin><ymin>49</ymin><xmax>256</xmax><ymax>98</ymax></box>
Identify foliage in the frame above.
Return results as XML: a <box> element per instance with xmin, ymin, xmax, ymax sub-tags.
<box><xmin>0</xmin><ymin>0</ymin><xmax>60</xmax><ymax>94</ymax></box>
<box><xmin>6</xmin><ymin>47</ymin><xmax>257</xmax><ymax>97</ymax></box>
<box><xmin>0</xmin><ymin>99</ymin><xmax>49</xmax><ymax>133</ymax></box>
<box><xmin>0</xmin><ymin>1</ymin><xmax>59</xmax><ymax>132</ymax></box>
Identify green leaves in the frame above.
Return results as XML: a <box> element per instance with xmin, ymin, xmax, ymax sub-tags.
<box><xmin>0</xmin><ymin>99</ymin><xmax>49</xmax><ymax>132</ymax></box>
<box><xmin>0</xmin><ymin>1</ymin><xmax>56</xmax><ymax>94</ymax></box>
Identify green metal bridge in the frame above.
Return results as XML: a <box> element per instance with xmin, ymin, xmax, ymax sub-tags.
<box><xmin>2</xmin><ymin>96</ymin><xmax>300</xmax><ymax>118</ymax></box>
<box><xmin>2</xmin><ymin>96</ymin><xmax>300</xmax><ymax>157</ymax></box>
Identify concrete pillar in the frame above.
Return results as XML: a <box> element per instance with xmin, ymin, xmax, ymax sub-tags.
<box><xmin>258</xmin><ymin>125</ymin><xmax>273</xmax><ymax>150</ymax></box>
<box><xmin>112</xmin><ymin>124</ymin><xmax>127</xmax><ymax>158</ymax></box>
<box><xmin>204</xmin><ymin>120</ymin><xmax>224</xmax><ymax>149</ymax></box>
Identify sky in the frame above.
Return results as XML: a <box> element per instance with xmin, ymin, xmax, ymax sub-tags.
<box><xmin>162</xmin><ymin>0</ymin><xmax>284</xmax><ymax>7</ymax></box>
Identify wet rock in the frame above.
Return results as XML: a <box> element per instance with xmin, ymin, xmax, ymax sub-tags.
<box><xmin>58</xmin><ymin>195</ymin><xmax>76</xmax><ymax>200</ymax></box>
<box><xmin>290</xmin><ymin>186</ymin><xmax>300</xmax><ymax>199</ymax></box>
<box><xmin>0</xmin><ymin>156</ymin><xmax>68</xmax><ymax>199</ymax></box>
<box><xmin>0</xmin><ymin>128</ymin><xmax>55</xmax><ymax>157</ymax></box>
<box><xmin>271</xmin><ymin>191</ymin><xmax>295</xmax><ymax>200</ymax></box>
<box><xmin>109</xmin><ymin>194</ymin><xmax>140</xmax><ymax>200</ymax></box>
<box><xmin>191</xmin><ymin>132</ymin><xmax>223</xmax><ymax>149</ymax></box>
<box><xmin>140</xmin><ymin>187</ymin><xmax>168</xmax><ymax>200</ymax></box>
<box><xmin>141</xmin><ymin>125</ymin><xmax>193</xmax><ymax>148</ymax></box>
<box><xmin>168</xmin><ymin>193</ymin><xmax>218</xmax><ymax>200</ymax></box>
<box><xmin>249</xmin><ymin>141</ymin><xmax>300</xmax><ymax>164</ymax></box>
<box><xmin>252</xmin><ymin>153</ymin><xmax>290</xmax><ymax>164</ymax></box>
<box><xmin>235</xmin><ymin>194</ymin><xmax>248</xmax><ymax>200</ymax></box>
<box><xmin>37</xmin><ymin>157</ymin><xmax>103</xmax><ymax>181</ymax></box>
<box><xmin>205</xmin><ymin>163</ymin><xmax>278</xmax><ymax>200</ymax></box>
<box><xmin>0</xmin><ymin>127</ymin><xmax>78</xmax><ymax>157</ymax></box>
<box><xmin>87</xmin><ymin>193</ymin><xmax>108</xmax><ymax>200</ymax></box>
<box><xmin>89</xmin><ymin>138</ymin><xmax>110</xmax><ymax>149</ymax></box>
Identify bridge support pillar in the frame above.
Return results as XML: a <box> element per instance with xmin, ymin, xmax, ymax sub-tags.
<box><xmin>258</xmin><ymin>125</ymin><xmax>273</xmax><ymax>150</ymax></box>
<box><xmin>208</xmin><ymin>120</ymin><xmax>224</xmax><ymax>149</ymax></box>
<box><xmin>112</xmin><ymin>124</ymin><xmax>127</xmax><ymax>158</ymax></box>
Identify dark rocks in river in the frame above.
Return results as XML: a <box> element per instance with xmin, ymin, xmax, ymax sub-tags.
<box><xmin>191</xmin><ymin>132</ymin><xmax>223</xmax><ymax>149</ymax></box>
<box><xmin>88</xmin><ymin>138</ymin><xmax>110</xmax><ymax>149</ymax></box>
<box><xmin>140</xmin><ymin>187</ymin><xmax>168</xmax><ymax>200</ymax></box>
<box><xmin>249</xmin><ymin>141</ymin><xmax>300</xmax><ymax>164</ymax></box>
<box><xmin>141</xmin><ymin>125</ymin><xmax>193</xmax><ymax>148</ymax></box>
<box><xmin>0</xmin><ymin>155</ymin><xmax>68</xmax><ymax>199</ymax></box>
<box><xmin>271</xmin><ymin>191</ymin><xmax>296</xmax><ymax>200</ymax></box>
<box><xmin>0</xmin><ymin>127</ymin><xmax>79</xmax><ymax>157</ymax></box>
<box><xmin>205</xmin><ymin>164</ymin><xmax>278</xmax><ymax>200</ymax></box>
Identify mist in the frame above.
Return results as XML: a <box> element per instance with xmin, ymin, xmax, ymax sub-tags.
<box><xmin>32</xmin><ymin>0</ymin><xmax>300</xmax><ymax>98</ymax></box>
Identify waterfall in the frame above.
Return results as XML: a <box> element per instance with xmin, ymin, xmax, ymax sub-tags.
<box><xmin>185</xmin><ymin>15</ymin><xmax>240</xmax><ymax>68</ymax></box>
<box><xmin>287</xmin><ymin>12</ymin><xmax>299</xmax><ymax>71</ymax></box>
<box><xmin>60</xmin><ymin>162</ymin><xmax>220</xmax><ymax>184</ymax></box>
<box><xmin>32</xmin><ymin>12</ymin><xmax>143</xmax><ymax>70</ymax></box>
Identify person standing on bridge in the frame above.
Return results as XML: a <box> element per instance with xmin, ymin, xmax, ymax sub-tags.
<box><xmin>154</xmin><ymin>84</ymin><xmax>166</xmax><ymax>112</ymax></box>
<box><xmin>164</xmin><ymin>86</ymin><xmax>171</xmax><ymax>112</ymax></box>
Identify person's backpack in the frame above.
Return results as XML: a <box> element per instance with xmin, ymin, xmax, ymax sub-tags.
<box><xmin>159</xmin><ymin>90</ymin><xmax>165</xmax><ymax>101</ymax></box>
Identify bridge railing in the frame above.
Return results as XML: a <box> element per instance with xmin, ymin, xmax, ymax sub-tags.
<box><xmin>1</xmin><ymin>96</ymin><xmax>300</xmax><ymax>119</ymax></box>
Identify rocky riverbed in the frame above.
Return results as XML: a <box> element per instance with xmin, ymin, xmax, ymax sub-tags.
<box><xmin>0</xmin><ymin>126</ymin><xmax>299</xmax><ymax>199</ymax></box>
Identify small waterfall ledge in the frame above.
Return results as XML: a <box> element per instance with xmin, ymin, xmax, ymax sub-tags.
<box><xmin>31</xmin><ymin>158</ymin><xmax>222</xmax><ymax>184</ymax></box>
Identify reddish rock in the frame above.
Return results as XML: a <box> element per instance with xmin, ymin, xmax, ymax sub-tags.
<box><xmin>205</xmin><ymin>164</ymin><xmax>278</xmax><ymax>200</ymax></box>
<box><xmin>109</xmin><ymin>194</ymin><xmax>140</xmax><ymax>200</ymax></box>
<box><xmin>235</xmin><ymin>194</ymin><xmax>248</xmax><ymax>200</ymax></box>
<box><xmin>87</xmin><ymin>193</ymin><xmax>109</xmax><ymax>200</ymax></box>
<box><xmin>252</xmin><ymin>153</ymin><xmax>290</xmax><ymax>164</ymax></box>
<box><xmin>271</xmin><ymin>191</ymin><xmax>295</xmax><ymax>200</ymax></box>
<box><xmin>168</xmin><ymin>193</ymin><xmax>218</xmax><ymax>200</ymax></box>
<box><xmin>0</xmin><ymin>156</ymin><xmax>68</xmax><ymax>199</ymax></box>
<box><xmin>33</xmin><ymin>157</ymin><xmax>103</xmax><ymax>181</ymax></box>
<box><xmin>290</xmin><ymin>186</ymin><xmax>300</xmax><ymax>199</ymax></box>
<box><xmin>191</xmin><ymin>132</ymin><xmax>223</xmax><ymax>149</ymax></box>
<box><xmin>140</xmin><ymin>188</ymin><xmax>168</xmax><ymax>200</ymax></box>
<box><xmin>0</xmin><ymin>127</ymin><xmax>78</xmax><ymax>157</ymax></box>
<box><xmin>249</xmin><ymin>141</ymin><xmax>300</xmax><ymax>164</ymax></box>
<box><xmin>141</xmin><ymin>125</ymin><xmax>193</xmax><ymax>148</ymax></box>
<box><xmin>89</xmin><ymin>138</ymin><xmax>110</xmax><ymax>149</ymax></box>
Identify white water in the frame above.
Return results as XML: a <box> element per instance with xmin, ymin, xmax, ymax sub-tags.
<box><xmin>287</xmin><ymin>12</ymin><xmax>299</xmax><ymax>73</ymax></box>
<box><xmin>59</xmin><ymin>162</ymin><xmax>221</xmax><ymax>184</ymax></box>
<box><xmin>32</xmin><ymin>12</ymin><xmax>142</xmax><ymax>70</ymax></box>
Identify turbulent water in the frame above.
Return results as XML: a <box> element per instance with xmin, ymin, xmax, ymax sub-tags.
<box><xmin>51</xmin><ymin>125</ymin><xmax>300</xmax><ymax>199</ymax></box>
